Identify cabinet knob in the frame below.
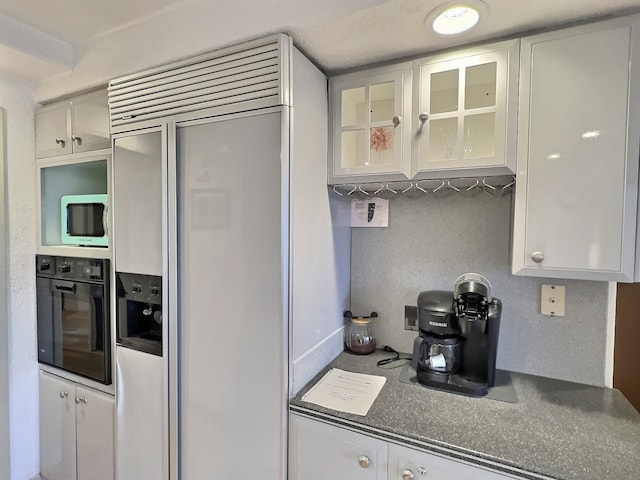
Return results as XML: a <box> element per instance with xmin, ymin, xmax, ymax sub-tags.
<box><xmin>74</xmin><ymin>396</ymin><xmax>81</xmax><ymax>404</ymax></box>
<box><xmin>417</xmin><ymin>467</ymin><xmax>428</xmax><ymax>476</ymax></box>
<box><xmin>531</xmin><ymin>251</ymin><xmax>545</xmax><ymax>263</ymax></box>
<box><xmin>401</xmin><ymin>469</ymin><xmax>415</xmax><ymax>480</ymax></box>
<box><xmin>55</xmin><ymin>137</ymin><xmax>66</xmax><ymax>147</ymax></box>
<box><xmin>81</xmin><ymin>397</ymin><xmax>88</xmax><ymax>404</ymax></box>
<box><xmin>392</xmin><ymin>115</ymin><xmax>402</xmax><ymax>126</ymax></box>
<box><xmin>59</xmin><ymin>391</ymin><xmax>68</xmax><ymax>398</ymax></box>
<box><xmin>357</xmin><ymin>455</ymin><xmax>370</xmax><ymax>468</ymax></box>
<box><xmin>71</xmin><ymin>134</ymin><xmax>82</xmax><ymax>145</ymax></box>
<box><xmin>418</xmin><ymin>112</ymin><xmax>429</xmax><ymax>123</ymax></box>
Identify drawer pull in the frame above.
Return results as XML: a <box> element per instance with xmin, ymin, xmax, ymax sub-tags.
<box><xmin>401</xmin><ymin>469</ymin><xmax>415</xmax><ymax>480</ymax></box>
<box><xmin>358</xmin><ymin>455</ymin><xmax>370</xmax><ymax>468</ymax></box>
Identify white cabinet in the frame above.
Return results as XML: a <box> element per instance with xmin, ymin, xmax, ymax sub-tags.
<box><xmin>36</xmin><ymin>88</ymin><xmax>112</xmax><ymax>257</ymax></box>
<box><xmin>289</xmin><ymin>414</ymin><xmax>388</xmax><ymax>479</ymax></box>
<box><xmin>36</xmin><ymin>90</ymin><xmax>110</xmax><ymax>159</ymax></box>
<box><xmin>412</xmin><ymin>39</ymin><xmax>519</xmax><ymax>178</ymax></box>
<box><xmin>329</xmin><ymin>63</ymin><xmax>413</xmax><ymax>184</ymax></box>
<box><xmin>328</xmin><ymin>40</ymin><xmax>519</xmax><ymax>185</ymax></box>
<box><xmin>113</xmin><ymin>128</ymin><xmax>164</xmax><ymax>276</ymax></box>
<box><xmin>290</xmin><ymin>414</ymin><xmax>522</xmax><ymax>480</ymax></box>
<box><xmin>39</xmin><ymin>371</ymin><xmax>115</xmax><ymax>480</ymax></box>
<box><xmin>512</xmin><ymin>15</ymin><xmax>640</xmax><ymax>281</ymax></box>
<box><xmin>40</xmin><ymin>372</ymin><xmax>76</xmax><ymax>480</ymax></box>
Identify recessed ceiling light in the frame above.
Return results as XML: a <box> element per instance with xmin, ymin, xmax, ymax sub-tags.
<box><xmin>426</xmin><ymin>1</ymin><xmax>488</xmax><ymax>36</ymax></box>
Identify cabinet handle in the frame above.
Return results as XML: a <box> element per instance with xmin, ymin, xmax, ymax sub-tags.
<box><xmin>55</xmin><ymin>137</ymin><xmax>66</xmax><ymax>147</ymax></box>
<box><xmin>358</xmin><ymin>455</ymin><xmax>370</xmax><ymax>468</ymax></box>
<box><xmin>417</xmin><ymin>467</ymin><xmax>428</xmax><ymax>476</ymax></box>
<box><xmin>59</xmin><ymin>391</ymin><xmax>68</xmax><ymax>398</ymax></box>
<box><xmin>74</xmin><ymin>396</ymin><xmax>81</xmax><ymax>404</ymax></box>
<box><xmin>401</xmin><ymin>469</ymin><xmax>415</xmax><ymax>480</ymax></box>
<box><xmin>392</xmin><ymin>115</ymin><xmax>402</xmax><ymax>126</ymax></box>
<box><xmin>531</xmin><ymin>251</ymin><xmax>545</xmax><ymax>263</ymax></box>
<box><xmin>418</xmin><ymin>112</ymin><xmax>429</xmax><ymax>123</ymax></box>
<box><xmin>71</xmin><ymin>134</ymin><xmax>82</xmax><ymax>145</ymax></box>
<box><xmin>82</xmin><ymin>397</ymin><xmax>88</xmax><ymax>404</ymax></box>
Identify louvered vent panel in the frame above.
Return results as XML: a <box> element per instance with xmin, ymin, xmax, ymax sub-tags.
<box><xmin>108</xmin><ymin>36</ymin><xmax>286</xmax><ymax>129</ymax></box>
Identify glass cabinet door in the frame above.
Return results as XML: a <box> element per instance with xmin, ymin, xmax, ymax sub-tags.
<box><xmin>330</xmin><ymin>63</ymin><xmax>412</xmax><ymax>183</ymax></box>
<box><xmin>412</xmin><ymin>40</ymin><xmax>518</xmax><ymax>177</ymax></box>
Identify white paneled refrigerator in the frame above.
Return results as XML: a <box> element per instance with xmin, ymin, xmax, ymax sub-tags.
<box><xmin>109</xmin><ymin>37</ymin><xmax>347</xmax><ymax>480</ymax></box>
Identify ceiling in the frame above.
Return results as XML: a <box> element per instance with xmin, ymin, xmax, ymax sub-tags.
<box><xmin>1</xmin><ymin>0</ymin><xmax>640</xmax><ymax>97</ymax></box>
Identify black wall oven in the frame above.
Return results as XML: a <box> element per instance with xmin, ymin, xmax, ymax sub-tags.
<box><xmin>36</xmin><ymin>255</ymin><xmax>111</xmax><ymax>384</ymax></box>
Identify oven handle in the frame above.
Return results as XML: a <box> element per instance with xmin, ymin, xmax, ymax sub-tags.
<box><xmin>53</xmin><ymin>281</ymin><xmax>77</xmax><ymax>294</ymax></box>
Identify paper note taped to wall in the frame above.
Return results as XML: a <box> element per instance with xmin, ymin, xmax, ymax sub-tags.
<box><xmin>351</xmin><ymin>197</ymin><xmax>389</xmax><ymax>227</ymax></box>
<box><xmin>301</xmin><ymin>368</ymin><xmax>386</xmax><ymax>416</ymax></box>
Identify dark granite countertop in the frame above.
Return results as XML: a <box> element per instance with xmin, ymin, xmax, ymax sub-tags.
<box><xmin>289</xmin><ymin>350</ymin><xmax>640</xmax><ymax>480</ymax></box>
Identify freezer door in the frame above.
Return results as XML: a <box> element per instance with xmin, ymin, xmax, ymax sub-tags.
<box><xmin>177</xmin><ymin>110</ymin><xmax>287</xmax><ymax>479</ymax></box>
<box><xmin>116</xmin><ymin>346</ymin><xmax>164</xmax><ymax>479</ymax></box>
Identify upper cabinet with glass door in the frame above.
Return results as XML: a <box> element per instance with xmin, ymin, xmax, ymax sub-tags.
<box><xmin>412</xmin><ymin>39</ymin><xmax>519</xmax><ymax>179</ymax></box>
<box><xmin>328</xmin><ymin>62</ymin><xmax>413</xmax><ymax>184</ymax></box>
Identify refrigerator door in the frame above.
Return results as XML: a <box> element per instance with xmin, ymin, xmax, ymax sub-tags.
<box><xmin>116</xmin><ymin>345</ymin><xmax>164</xmax><ymax>480</ymax></box>
<box><xmin>177</xmin><ymin>110</ymin><xmax>287</xmax><ymax>479</ymax></box>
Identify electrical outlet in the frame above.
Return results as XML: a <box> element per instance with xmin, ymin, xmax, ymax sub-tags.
<box><xmin>541</xmin><ymin>284</ymin><xmax>566</xmax><ymax>317</ymax></box>
<box><xmin>404</xmin><ymin>305</ymin><xmax>418</xmax><ymax>331</ymax></box>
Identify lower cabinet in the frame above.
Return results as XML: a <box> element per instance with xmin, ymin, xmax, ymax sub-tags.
<box><xmin>39</xmin><ymin>371</ymin><xmax>114</xmax><ymax>480</ymax></box>
<box><xmin>289</xmin><ymin>414</ymin><xmax>522</xmax><ymax>480</ymax></box>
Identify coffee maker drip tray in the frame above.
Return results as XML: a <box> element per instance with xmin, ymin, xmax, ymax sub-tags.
<box><xmin>416</xmin><ymin>369</ymin><xmax>490</xmax><ymax>397</ymax></box>
<box><xmin>400</xmin><ymin>365</ymin><xmax>518</xmax><ymax>403</ymax></box>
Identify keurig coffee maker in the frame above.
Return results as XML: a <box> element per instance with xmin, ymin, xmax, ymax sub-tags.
<box><xmin>411</xmin><ymin>273</ymin><xmax>501</xmax><ymax>397</ymax></box>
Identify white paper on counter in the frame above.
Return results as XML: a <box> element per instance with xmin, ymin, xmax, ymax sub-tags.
<box><xmin>350</xmin><ymin>198</ymin><xmax>389</xmax><ymax>227</ymax></box>
<box><xmin>301</xmin><ymin>368</ymin><xmax>386</xmax><ymax>416</ymax></box>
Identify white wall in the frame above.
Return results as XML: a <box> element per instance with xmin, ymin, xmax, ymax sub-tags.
<box><xmin>350</xmin><ymin>192</ymin><xmax>610</xmax><ymax>387</ymax></box>
<box><xmin>0</xmin><ymin>73</ymin><xmax>38</xmax><ymax>480</ymax></box>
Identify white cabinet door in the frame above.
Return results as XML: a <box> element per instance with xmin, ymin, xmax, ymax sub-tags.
<box><xmin>70</xmin><ymin>90</ymin><xmax>111</xmax><ymax>154</ymax></box>
<box><xmin>36</xmin><ymin>90</ymin><xmax>109</xmax><ymax>159</ymax></box>
<box><xmin>75</xmin><ymin>386</ymin><xmax>115</xmax><ymax>480</ymax></box>
<box><xmin>412</xmin><ymin>39</ymin><xmax>518</xmax><ymax>178</ymax></box>
<box><xmin>290</xmin><ymin>414</ymin><xmax>388</xmax><ymax>480</ymax></box>
<box><xmin>389</xmin><ymin>443</ymin><xmax>520</xmax><ymax>480</ymax></box>
<box><xmin>39</xmin><ymin>371</ymin><xmax>76</xmax><ymax>480</ymax></box>
<box><xmin>36</xmin><ymin>102</ymin><xmax>71</xmax><ymax>159</ymax></box>
<box><xmin>512</xmin><ymin>16</ymin><xmax>640</xmax><ymax>281</ymax></box>
<box><xmin>329</xmin><ymin>63</ymin><xmax>413</xmax><ymax>184</ymax></box>
<box><xmin>113</xmin><ymin>128</ymin><xmax>164</xmax><ymax>276</ymax></box>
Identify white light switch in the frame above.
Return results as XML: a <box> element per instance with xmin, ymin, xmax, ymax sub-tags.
<box><xmin>541</xmin><ymin>284</ymin><xmax>565</xmax><ymax>317</ymax></box>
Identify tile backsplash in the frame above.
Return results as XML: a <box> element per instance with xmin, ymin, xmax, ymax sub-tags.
<box><xmin>349</xmin><ymin>192</ymin><xmax>609</xmax><ymax>387</ymax></box>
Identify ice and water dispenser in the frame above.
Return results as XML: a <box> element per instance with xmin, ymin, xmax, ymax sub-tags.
<box><xmin>116</xmin><ymin>272</ymin><xmax>163</xmax><ymax>356</ymax></box>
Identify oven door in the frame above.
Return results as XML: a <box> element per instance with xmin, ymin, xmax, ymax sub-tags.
<box><xmin>37</xmin><ymin>277</ymin><xmax>111</xmax><ymax>384</ymax></box>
